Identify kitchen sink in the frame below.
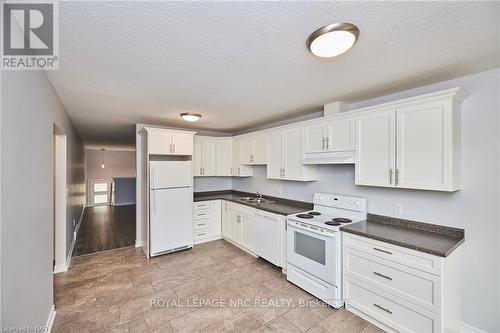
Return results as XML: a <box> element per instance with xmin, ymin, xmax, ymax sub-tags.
<box><xmin>237</xmin><ymin>197</ymin><xmax>275</xmax><ymax>204</ymax></box>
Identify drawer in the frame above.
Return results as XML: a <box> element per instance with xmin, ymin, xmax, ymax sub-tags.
<box><xmin>193</xmin><ymin>202</ymin><xmax>210</xmax><ymax>210</ymax></box>
<box><xmin>345</xmin><ymin>277</ymin><xmax>440</xmax><ymax>333</ymax></box>
<box><xmin>343</xmin><ymin>233</ymin><xmax>442</xmax><ymax>276</ymax></box>
<box><xmin>194</xmin><ymin>227</ymin><xmax>210</xmax><ymax>240</ymax></box>
<box><xmin>193</xmin><ymin>209</ymin><xmax>210</xmax><ymax>220</ymax></box>
<box><xmin>194</xmin><ymin>218</ymin><xmax>209</xmax><ymax>230</ymax></box>
<box><xmin>344</xmin><ymin>247</ymin><xmax>441</xmax><ymax>314</ymax></box>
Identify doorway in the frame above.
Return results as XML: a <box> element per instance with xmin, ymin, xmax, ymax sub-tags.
<box><xmin>53</xmin><ymin>131</ymin><xmax>67</xmax><ymax>273</ymax></box>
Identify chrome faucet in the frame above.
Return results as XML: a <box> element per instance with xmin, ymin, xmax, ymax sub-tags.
<box><xmin>256</xmin><ymin>191</ymin><xmax>263</xmax><ymax>199</ymax></box>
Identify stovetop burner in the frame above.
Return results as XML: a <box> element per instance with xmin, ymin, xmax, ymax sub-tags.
<box><xmin>308</xmin><ymin>211</ymin><xmax>321</xmax><ymax>216</ymax></box>
<box><xmin>332</xmin><ymin>217</ymin><xmax>352</xmax><ymax>223</ymax></box>
<box><xmin>324</xmin><ymin>221</ymin><xmax>341</xmax><ymax>226</ymax></box>
<box><xmin>296</xmin><ymin>213</ymin><xmax>314</xmax><ymax>219</ymax></box>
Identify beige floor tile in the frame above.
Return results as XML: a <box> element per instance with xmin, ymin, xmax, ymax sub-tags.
<box><xmin>284</xmin><ymin>302</ymin><xmax>335</xmax><ymax>331</ymax></box>
<box><xmin>54</xmin><ymin>239</ymin><xmax>370</xmax><ymax>332</ymax></box>
<box><xmin>253</xmin><ymin>315</ymin><xmax>302</xmax><ymax>333</ymax></box>
<box><xmin>169</xmin><ymin>305</ymin><xmax>234</xmax><ymax>332</ymax></box>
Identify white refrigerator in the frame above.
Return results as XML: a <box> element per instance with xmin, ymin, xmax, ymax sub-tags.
<box><xmin>149</xmin><ymin>160</ymin><xmax>193</xmax><ymax>257</ymax></box>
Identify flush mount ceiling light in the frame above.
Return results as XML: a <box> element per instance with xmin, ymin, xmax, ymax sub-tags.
<box><xmin>306</xmin><ymin>22</ymin><xmax>359</xmax><ymax>58</ymax></box>
<box><xmin>180</xmin><ymin>112</ymin><xmax>202</xmax><ymax>122</ymax></box>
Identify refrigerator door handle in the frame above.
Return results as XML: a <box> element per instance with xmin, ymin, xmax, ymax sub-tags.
<box><xmin>151</xmin><ymin>190</ymin><xmax>156</xmax><ymax>213</ymax></box>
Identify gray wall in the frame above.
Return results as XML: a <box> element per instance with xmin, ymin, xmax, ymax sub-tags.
<box><xmin>194</xmin><ymin>177</ymin><xmax>232</xmax><ymax>192</ymax></box>
<box><xmin>86</xmin><ymin>148</ymin><xmax>135</xmax><ymax>180</ymax></box>
<box><xmin>1</xmin><ymin>69</ymin><xmax>85</xmax><ymax>327</ymax></box>
<box><xmin>232</xmin><ymin>68</ymin><xmax>500</xmax><ymax>332</ymax></box>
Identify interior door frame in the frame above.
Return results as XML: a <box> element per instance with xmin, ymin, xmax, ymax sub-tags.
<box><xmin>53</xmin><ymin>131</ymin><xmax>67</xmax><ymax>273</ymax></box>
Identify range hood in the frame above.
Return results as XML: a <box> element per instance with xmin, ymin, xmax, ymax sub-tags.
<box><xmin>303</xmin><ymin>150</ymin><xmax>355</xmax><ymax>165</ymax></box>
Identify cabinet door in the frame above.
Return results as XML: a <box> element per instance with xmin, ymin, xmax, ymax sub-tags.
<box><xmin>283</xmin><ymin>128</ymin><xmax>304</xmax><ymax>180</ymax></box>
<box><xmin>252</xmin><ymin>134</ymin><xmax>268</xmax><ymax>164</ymax></box>
<box><xmin>228</xmin><ymin>210</ymin><xmax>241</xmax><ymax>242</ymax></box>
<box><xmin>238</xmin><ymin>136</ymin><xmax>253</xmax><ymax>165</ymax></box>
<box><xmin>267</xmin><ymin>132</ymin><xmax>283</xmax><ymax>179</ymax></box>
<box><xmin>209</xmin><ymin>200</ymin><xmax>221</xmax><ymax>237</ymax></box>
<box><xmin>193</xmin><ymin>136</ymin><xmax>203</xmax><ymax>176</ymax></box>
<box><xmin>240</xmin><ymin>214</ymin><xmax>255</xmax><ymax>251</ymax></box>
<box><xmin>148</xmin><ymin>133</ymin><xmax>172</xmax><ymax>155</ymax></box>
<box><xmin>355</xmin><ymin>109</ymin><xmax>396</xmax><ymax>187</ymax></box>
<box><xmin>396</xmin><ymin>102</ymin><xmax>455</xmax><ymax>190</ymax></box>
<box><xmin>304</xmin><ymin>123</ymin><xmax>326</xmax><ymax>153</ymax></box>
<box><xmin>221</xmin><ymin>202</ymin><xmax>229</xmax><ymax>238</ymax></box>
<box><xmin>202</xmin><ymin>137</ymin><xmax>216</xmax><ymax>176</ymax></box>
<box><xmin>232</xmin><ymin>141</ymin><xmax>240</xmax><ymax>175</ymax></box>
<box><xmin>216</xmin><ymin>139</ymin><xmax>233</xmax><ymax>176</ymax></box>
<box><xmin>327</xmin><ymin>119</ymin><xmax>354</xmax><ymax>151</ymax></box>
<box><xmin>171</xmin><ymin>132</ymin><xmax>193</xmax><ymax>155</ymax></box>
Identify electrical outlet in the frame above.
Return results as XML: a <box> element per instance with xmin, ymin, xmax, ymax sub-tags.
<box><xmin>73</xmin><ymin>219</ymin><xmax>76</xmax><ymax>227</ymax></box>
<box><xmin>393</xmin><ymin>203</ymin><xmax>402</xmax><ymax>215</ymax></box>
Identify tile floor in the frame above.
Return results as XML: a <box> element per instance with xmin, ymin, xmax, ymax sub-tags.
<box><xmin>53</xmin><ymin>240</ymin><xmax>384</xmax><ymax>333</ymax></box>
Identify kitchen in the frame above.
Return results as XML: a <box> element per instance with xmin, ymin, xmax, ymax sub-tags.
<box><xmin>1</xmin><ymin>2</ymin><xmax>499</xmax><ymax>333</ymax></box>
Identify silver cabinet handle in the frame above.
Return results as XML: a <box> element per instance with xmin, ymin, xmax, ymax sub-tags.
<box><xmin>395</xmin><ymin>169</ymin><xmax>399</xmax><ymax>186</ymax></box>
<box><xmin>230</xmin><ymin>168</ymin><xmax>233</xmax><ymax>175</ymax></box>
<box><xmin>283</xmin><ymin>168</ymin><xmax>285</xmax><ymax>178</ymax></box>
<box><xmin>322</xmin><ymin>137</ymin><xmax>325</xmax><ymax>150</ymax></box>
<box><xmin>326</xmin><ymin>137</ymin><xmax>330</xmax><ymax>149</ymax></box>
<box><xmin>389</xmin><ymin>169</ymin><xmax>393</xmax><ymax>185</ymax></box>
<box><xmin>373</xmin><ymin>304</ymin><xmax>392</xmax><ymax>314</ymax></box>
<box><xmin>373</xmin><ymin>272</ymin><xmax>393</xmax><ymax>280</ymax></box>
<box><xmin>238</xmin><ymin>167</ymin><xmax>240</xmax><ymax>175</ymax></box>
<box><xmin>373</xmin><ymin>247</ymin><xmax>392</xmax><ymax>255</ymax></box>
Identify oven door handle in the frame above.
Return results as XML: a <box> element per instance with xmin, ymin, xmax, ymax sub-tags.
<box><xmin>287</xmin><ymin>221</ymin><xmax>336</xmax><ymax>238</ymax></box>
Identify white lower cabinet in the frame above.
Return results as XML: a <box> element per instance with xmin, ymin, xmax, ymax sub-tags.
<box><xmin>193</xmin><ymin>200</ymin><xmax>222</xmax><ymax>244</ymax></box>
<box><xmin>225</xmin><ymin>202</ymin><xmax>256</xmax><ymax>252</ymax></box>
<box><xmin>343</xmin><ymin>233</ymin><xmax>462</xmax><ymax>333</ymax></box>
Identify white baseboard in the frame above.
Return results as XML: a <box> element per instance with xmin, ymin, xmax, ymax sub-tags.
<box><xmin>461</xmin><ymin>322</ymin><xmax>488</xmax><ymax>333</ymax></box>
<box><xmin>46</xmin><ymin>305</ymin><xmax>56</xmax><ymax>332</ymax></box>
<box><xmin>135</xmin><ymin>240</ymin><xmax>143</xmax><ymax>248</ymax></box>
<box><xmin>53</xmin><ymin>263</ymin><xmax>67</xmax><ymax>273</ymax></box>
<box><xmin>55</xmin><ymin>207</ymin><xmax>84</xmax><ymax>274</ymax></box>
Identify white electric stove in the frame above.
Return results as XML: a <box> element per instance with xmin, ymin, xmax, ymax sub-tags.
<box><xmin>286</xmin><ymin>193</ymin><xmax>367</xmax><ymax>308</ymax></box>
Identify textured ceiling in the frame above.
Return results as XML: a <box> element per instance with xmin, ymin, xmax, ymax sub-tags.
<box><xmin>47</xmin><ymin>1</ymin><xmax>500</xmax><ymax>145</ymax></box>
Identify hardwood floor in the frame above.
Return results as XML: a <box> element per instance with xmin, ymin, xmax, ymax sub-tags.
<box><xmin>72</xmin><ymin>205</ymin><xmax>136</xmax><ymax>257</ymax></box>
<box><xmin>54</xmin><ymin>239</ymin><xmax>384</xmax><ymax>333</ymax></box>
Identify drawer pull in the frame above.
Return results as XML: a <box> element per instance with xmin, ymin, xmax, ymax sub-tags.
<box><xmin>197</xmin><ymin>223</ymin><xmax>206</xmax><ymax>226</ymax></box>
<box><xmin>373</xmin><ymin>303</ymin><xmax>392</xmax><ymax>314</ymax></box>
<box><xmin>373</xmin><ymin>247</ymin><xmax>392</xmax><ymax>255</ymax></box>
<box><xmin>197</xmin><ymin>233</ymin><xmax>206</xmax><ymax>237</ymax></box>
<box><xmin>197</xmin><ymin>213</ymin><xmax>206</xmax><ymax>216</ymax></box>
<box><xmin>373</xmin><ymin>272</ymin><xmax>393</xmax><ymax>280</ymax></box>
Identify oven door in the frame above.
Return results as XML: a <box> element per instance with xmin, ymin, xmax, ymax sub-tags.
<box><xmin>287</xmin><ymin>221</ymin><xmax>338</xmax><ymax>286</ymax></box>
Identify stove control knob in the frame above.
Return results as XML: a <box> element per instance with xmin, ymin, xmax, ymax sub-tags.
<box><xmin>355</xmin><ymin>201</ymin><xmax>360</xmax><ymax>207</ymax></box>
<box><xmin>349</xmin><ymin>200</ymin><xmax>355</xmax><ymax>206</ymax></box>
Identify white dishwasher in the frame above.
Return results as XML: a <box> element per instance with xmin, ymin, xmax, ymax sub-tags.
<box><xmin>255</xmin><ymin>210</ymin><xmax>280</xmax><ymax>266</ymax></box>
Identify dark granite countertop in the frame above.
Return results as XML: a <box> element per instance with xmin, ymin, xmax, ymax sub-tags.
<box><xmin>340</xmin><ymin>214</ymin><xmax>465</xmax><ymax>257</ymax></box>
<box><xmin>194</xmin><ymin>190</ymin><xmax>312</xmax><ymax>216</ymax></box>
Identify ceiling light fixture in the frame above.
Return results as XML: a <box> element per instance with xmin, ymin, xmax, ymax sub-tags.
<box><xmin>306</xmin><ymin>22</ymin><xmax>359</xmax><ymax>58</ymax></box>
<box><xmin>180</xmin><ymin>112</ymin><xmax>202</xmax><ymax>122</ymax></box>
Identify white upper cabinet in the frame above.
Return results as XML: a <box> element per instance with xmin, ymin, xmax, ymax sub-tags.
<box><xmin>238</xmin><ymin>135</ymin><xmax>253</xmax><ymax>165</ymax></box>
<box><xmin>267</xmin><ymin>128</ymin><xmax>318</xmax><ymax>181</ymax></box>
<box><xmin>355</xmin><ymin>109</ymin><xmax>397</xmax><ymax>187</ymax></box>
<box><xmin>215</xmin><ymin>138</ymin><xmax>233</xmax><ymax>176</ymax></box>
<box><xmin>267</xmin><ymin>132</ymin><xmax>284</xmax><ymax>179</ymax></box>
<box><xmin>396</xmin><ymin>100</ymin><xmax>459</xmax><ymax>191</ymax></box>
<box><xmin>303</xmin><ymin>118</ymin><xmax>355</xmax><ymax>164</ymax></box>
<box><xmin>193</xmin><ymin>136</ymin><xmax>216</xmax><ymax>177</ymax></box>
<box><xmin>147</xmin><ymin>128</ymin><xmax>195</xmax><ymax>156</ymax></box>
<box><xmin>252</xmin><ymin>134</ymin><xmax>268</xmax><ymax>164</ymax></box>
<box><xmin>232</xmin><ymin>137</ymin><xmax>253</xmax><ymax>177</ymax></box>
<box><xmin>355</xmin><ymin>88</ymin><xmax>463</xmax><ymax>191</ymax></box>
<box><xmin>327</xmin><ymin>119</ymin><xmax>355</xmax><ymax>152</ymax></box>
<box><xmin>237</xmin><ymin>133</ymin><xmax>268</xmax><ymax>165</ymax></box>
<box><xmin>171</xmin><ymin>132</ymin><xmax>195</xmax><ymax>155</ymax></box>
<box><xmin>304</xmin><ymin>123</ymin><xmax>327</xmax><ymax>153</ymax></box>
